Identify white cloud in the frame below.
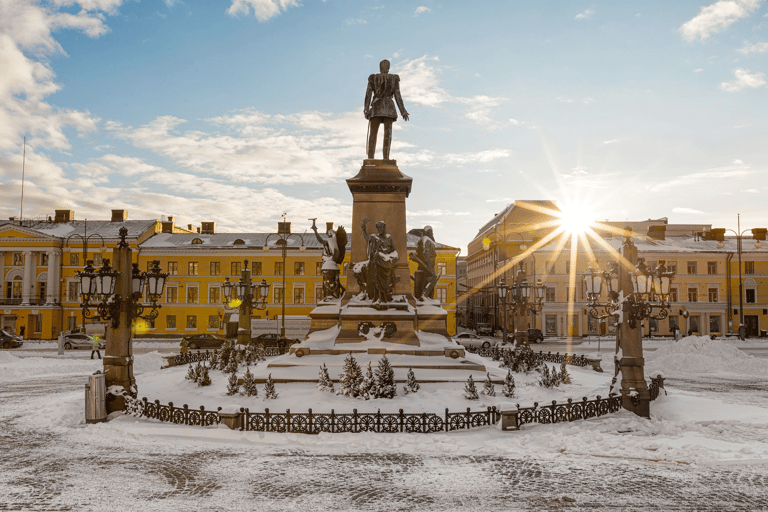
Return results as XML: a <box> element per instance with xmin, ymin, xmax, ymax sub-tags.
<box><xmin>344</xmin><ymin>18</ymin><xmax>367</xmax><ymax>25</ymax></box>
<box><xmin>679</xmin><ymin>0</ymin><xmax>761</xmax><ymax>42</ymax></box>
<box><xmin>719</xmin><ymin>68</ymin><xmax>766</xmax><ymax>91</ymax></box>
<box><xmin>737</xmin><ymin>41</ymin><xmax>768</xmax><ymax>53</ymax></box>
<box><xmin>672</xmin><ymin>207</ymin><xmax>706</xmax><ymax>215</ymax></box>
<box><xmin>694</xmin><ymin>68</ymin><xmax>704</xmax><ymax>72</ymax></box>
<box><xmin>444</xmin><ymin>149</ymin><xmax>510</xmax><ymax>165</ymax></box>
<box><xmin>414</xmin><ymin>6</ymin><xmax>431</xmax><ymax>16</ymax></box>
<box><xmin>649</xmin><ymin>166</ymin><xmax>752</xmax><ymax>192</ymax></box>
<box><xmin>575</xmin><ymin>7</ymin><xmax>594</xmax><ymax>20</ymax></box>
<box><xmin>743</xmin><ymin>188</ymin><xmax>760</xmax><ymax>193</ymax></box>
<box><xmin>603</xmin><ymin>139</ymin><xmax>619</xmax><ymax>144</ymax></box>
<box><xmin>733</xmin><ymin>158</ymin><xmax>744</xmax><ymax>164</ymax></box>
<box><xmin>227</xmin><ymin>0</ymin><xmax>299</xmax><ymax>21</ymax></box>
<box><xmin>486</xmin><ymin>198</ymin><xmax>512</xmax><ymax>203</ymax></box>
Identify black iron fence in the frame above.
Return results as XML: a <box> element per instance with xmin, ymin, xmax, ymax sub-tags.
<box><xmin>465</xmin><ymin>346</ymin><xmax>590</xmax><ymax>367</ymax></box>
<box><xmin>125</xmin><ymin>398</ymin><xmax>221</xmax><ymax>426</ymax></box>
<box><xmin>171</xmin><ymin>346</ymin><xmax>288</xmax><ymax>367</ymax></box>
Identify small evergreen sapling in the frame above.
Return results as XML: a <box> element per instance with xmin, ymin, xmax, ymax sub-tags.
<box><xmin>263</xmin><ymin>373</ymin><xmax>278</xmax><ymax>399</ymax></box>
<box><xmin>374</xmin><ymin>355</ymin><xmax>397</xmax><ymax>399</ymax></box>
<box><xmin>463</xmin><ymin>374</ymin><xmax>479</xmax><ymax>400</ymax></box>
<box><xmin>482</xmin><ymin>372</ymin><xmax>496</xmax><ymax>396</ymax></box>
<box><xmin>197</xmin><ymin>364</ymin><xmax>211</xmax><ymax>386</ymax></box>
<box><xmin>317</xmin><ymin>363</ymin><xmax>335</xmax><ymax>392</ymax></box>
<box><xmin>209</xmin><ymin>350</ymin><xmax>218</xmax><ymax>369</ymax></box>
<box><xmin>358</xmin><ymin>361</ymin><xmax>376</xmax><ymax>399</ymax></box>
<box><xmin>502</xmin><ymin>369</ymin><xmax>516</xmax><ymax>398</ymax></box>
<box><xmin>336</xmin><ymin>353</ymin><xmax>363</xmax><ymax>397</ymax></box>
<box><xmin>560</xmin><ymin>362</ymin><xmax>572</xmax><ymax>384</ymax></box>
<box><xmin>225</xmin><ymin>354</ymin><xmax>239</xmax><ymax>375</ymax></box>
<box><xmin>226</xmin><ymin>371</ymin><xmax>240</xmax><ymax>396</ymax></box>
<box><xmin>218</xmin><ymin>341</ymin><xmax>232</xmax><ymax>371</ymax></box>
<box><xmin>403</xmin><ymin>367</ymin><xmax>420</xmax><ymax>395</ymax></box>
<box><xmin>186</xmin><ymin>363</ymin><xmax>196</xmax><ymax>381</ymax></box>
<box><xmin>241</xmin><ymin>367</ymin><xmax>258</xmax><ymax>397</ymax></box>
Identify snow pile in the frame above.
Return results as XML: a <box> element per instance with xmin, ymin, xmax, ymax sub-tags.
<box><xmin>133</xmin><ymin>351</ymin><xmax>166</xmax><ymax>375</ymax></box>
<box><xmin>646</xmin><ymin>335</ymin><xmax>768</xmax><ymax>376</ymax></box>
<box><xmin>0</xmin><ymin>351</ymin><xmax>101</xmax><ymax>381</ymax></box>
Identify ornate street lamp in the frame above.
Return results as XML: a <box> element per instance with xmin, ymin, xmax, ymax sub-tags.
<box><xmin>710</xmin><ymin>214</ymin><xmax>767</xmax><ymax>337</ymax></box>
<box><xmin>503</xmin><ymin>262</ymin><xmax>547</xmax><ymax>347</ymax></box>
<box><xmin>497</xmin><ymin>279</ymin><xmax>508</xmax><ymax>344</ymax></box>
<box><xmin>264</xmin><ymin>218</ymin><xmax>305</xmax><ymax>338</ymax></box>
<box><xmin>222</xmin><ymin>260</ymin><xmax>271</xmax><ymax>345</ymax></box>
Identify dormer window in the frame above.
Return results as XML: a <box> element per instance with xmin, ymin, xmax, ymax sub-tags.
<box><xmin>234</xmin><ymin>239</ymin><xmax>245</xmax><ymax>245</ymax></box>
<box><xmin>192</xmin><ymin>238</ymin><xmax>202</xmax><ymax>245</ymax></box>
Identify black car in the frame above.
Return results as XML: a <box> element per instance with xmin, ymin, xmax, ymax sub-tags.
<box><xmin>251</xmin><ymin>333</ymin><xmax>299</xmax><ymax>348</ymax></box>
<box><xmin>528</xmin><ymin>328</ymin><xmax>544</xmax><ymax>343</ymax></box>
<box><xmin>182</xmin><ymin>333</ymin><xmax>225</xmax><ymax>349</ymax></box>
<box><xmin>0</xmin><ymin>329</ymin><xmax>23</xmax><ymax>349</ymax></box>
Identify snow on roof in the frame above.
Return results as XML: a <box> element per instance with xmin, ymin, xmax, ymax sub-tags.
<box><xmin>0</xmin><ymin>220</ymin><xmax>158</xmax><ymax>240</ymax></box>
<box><xmin>534</xmin><ymin>233</ymin><xmax>766</xmax><ymax>255</ymax></box>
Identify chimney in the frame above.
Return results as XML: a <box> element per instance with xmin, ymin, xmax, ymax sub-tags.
<box><xmin>188</xmin><ymin>224</ymin><xmax>195</xmax><ymax>232</ymax></box>
<box><xmin>167</xmin><ymin>216</ymin><xmax>175</xmax><ymax>223</ymax></box>
<box><xmin>201</xmin><ymin>222</ymin><xmax>216</xmax><ymax>234</ymax></box>
<box><xmin>54</xmin><ymin>210</ymin><xmax>74</xmax><ymax>223</ymax></box>
<box><xmin>111</xmin><ymin>209</ymin><xmax>127</xmax><ymax>222</ymax></box>
<box><xmin>647</xmin><ymin>225</ymin><xmax>666</xmax><ymax>240</ymax></box>
<box><xmin>162</xmin><ymin>220</ymin><xmax>175</xmax><ymax>233</ymax></box>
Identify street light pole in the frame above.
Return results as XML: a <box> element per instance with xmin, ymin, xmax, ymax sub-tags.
<box><xmin>498</xmin><ymin>279</ymin><xmax>508</xmax><ymax>344</ymax></box>
<box><xmin>222</xmin><ymin>260</ymin><xmax>270</xmax><ymax>345</ymax></box>
<box><xmin>264</xmin><ymin>219</ymin><xmax>305</xmax><ymax>339</ymax></box>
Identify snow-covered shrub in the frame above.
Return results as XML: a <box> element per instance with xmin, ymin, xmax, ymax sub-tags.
<box><xmin>559</xmin><ymin>361</ymin><xmax>571</xmax><ymax>384</ymax></box>
<box><xmin>463</xmin><ymin>375</ymin><xmax>479</xmax><ymax>400</ymax></box>
<box><xmin>226</xmin><ymin>372</ymin><xmax>240</xmax><ymax>396</ymax></box>
<box><xmin>358</xmin><ymin>362</ymin><xmax>376</xmax><ymax>400</ymax></box>
<box><xmin>501</xmin><ymin>369</ymin><xmax>516</xmax><ymax>398</ymax></box>
<box><xmin>317</xmin><ymin>363</ymin><xmax>335</xmax><ymax>392</ymax></box>
<box><xmin>263</xmin><ymin>374</ymin><xmax>278</xmax><ymax>399</ymax></box>
<box><xmin>402</xmin><ymin>367</ymin><xmax>420</xmax><ymax>395</ymax></box>
<box><xmin>241</xmin><ymin>367</ymin><xmax>258</xmax><ymax>397</ymax></box>
<box><xmin>374</xmin><ymin>355</ymin><xmax>397</xmax><ymax>399</ymax></box>
<box><xmin>209</xmin><ymin>350</ymin><xmax>218</xmax><ymax>369</ymax></box>
<box><xmin>185</xmin><ymin>363</ymin><xmax>197</xmax><ymax>381</ymax></box>
<box><xmin>225</xmin><ymin>354</ymin><xmax>239</xmax><ymax>375</ymax></box>
<box><xmin>197</xmin><ymin>364</ymin><xmax>211</xmax><ymax>386</ymax></box>
<box><xmin>481</xmin><ymin>372</ymin><xmax>496</xmax><ymax>396</ymax></box>
<box><xmin>336</xmin><ymin>353</ymin><xmax>363</xmax><ymax>397</ymax></box>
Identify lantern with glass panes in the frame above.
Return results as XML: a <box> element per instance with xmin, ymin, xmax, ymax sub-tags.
<box><xmin>75</xmin><ymin>230</ymin><xmax>168</xmax><ymax>328</ymax></box>
<box><xmin>506</xmin><ymin>273</ymin><xmax>547</xmax><ymax>315</ymax></box>
<box><xmin>584</xmin><ymin>262</ymin><xmax>621</xmax><ymax>321</ymax></box>
<box><xmin>221</xmin><ymin>260</ymin><xmax>270</xmax><ymax>311</ymax></box>
<box><xmin>623</xmin><ymin>258</ymin><xmax>675</xmax><ymax>328</ymax></box>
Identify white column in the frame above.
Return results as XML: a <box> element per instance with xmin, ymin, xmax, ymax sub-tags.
<box><xmin>46</xmin><ymin>251</ymin><xmax>57</xmax><ymax>304</ymax></box>
<box><xmin>0</xmin><ymin>252</ymin><xmax>5</xmax><ymax>298</ymax></box>
<box><xmin>52</xmin><ymin>251</ymin><xmax>61</xmax><ymax>304</ymax></box>
<box><xmin>21</xmin><ymin>250</ymin><xmax>34</xmax><ymax>305</ymax></box>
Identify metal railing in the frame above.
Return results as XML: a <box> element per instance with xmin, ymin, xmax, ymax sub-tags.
<box><xmin>465</xmin><ymin>346</ymin><xmax>590</xmax><ymax>367</ymax></box>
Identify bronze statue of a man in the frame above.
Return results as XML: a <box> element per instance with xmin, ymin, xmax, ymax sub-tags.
<box><xmin>360</xmin><ymin>219</ymin><xmax>398</xmax><ymax>303</ymax></box>
<box><xmin>364</xmin><ymin>59</ymin><xmax>409</xmax><ymax>160</ymax></box>
<box><xmin>409</xmin><ymin>225</ymin><xmax>438</xmax><ymax>300</ymax></box>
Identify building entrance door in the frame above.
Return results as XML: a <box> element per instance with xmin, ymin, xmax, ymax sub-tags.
<box><xmin>744</xmin><ymin>315</ymin><xmax>759</xmax><ymax>337</ymax></box>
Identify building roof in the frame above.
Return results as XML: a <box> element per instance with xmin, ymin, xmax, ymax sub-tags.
<box><xmin>0</xmin><ymin>220</ymin><xmax>158</xmax><ymax>240</ymax></box>
<box><xmin>534</xmin><ymin>233</ymin><xmax>767</xmax><ymax>256</ymax></box>
<box><xmin>475</xmin><ymin>200</ymin><xmax>560</xmax><ymax>237</ymax></box>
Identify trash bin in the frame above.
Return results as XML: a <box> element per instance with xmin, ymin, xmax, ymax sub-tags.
<box><xmin>85</xmin><ymin>371</ymin><xmax>106</xmax><ymax>424</ymax></box>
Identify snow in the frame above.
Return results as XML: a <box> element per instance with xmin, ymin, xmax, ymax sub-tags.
<box><xmin>2</xmin><ymin>338</ymin><xmax>768</xmax><ymax>467</ymax></box>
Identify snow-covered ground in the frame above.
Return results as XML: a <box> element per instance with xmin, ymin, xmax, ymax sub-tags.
<box><xmin>1</xmin><ymin>335</ymin><xmax>767</xmax><ymax>510</ymax></box>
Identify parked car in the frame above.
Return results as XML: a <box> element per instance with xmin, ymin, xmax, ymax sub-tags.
<box><xmin>451</xmin><ymin>332</ymin><xmax>498</xmax><ymax>349</ymax></box>
<box><xmin>1</xmin><ymin>329</ymin><xmax>23</xmax><ymax>349</ymax></box>
<box><xmin>61</xmin><ymin>333</ymin><xmax>104</xmax><ymax>350</ymax></box>
<box><xmin>528</xmin><ymin>328</ymin><xmax>544</xmax><ymax>343</ymax></box>
<box><xmin>475</xmin><ymin>323</ymin><xmax>494</xmax><ymax>336</ymax></box>
<box><xmin>182</xmin><ymin>333</ymin><xmax>225</xmax><ymax>350</ymax></box>
<box><xmin>251</xmin><ymin>333</ymin><xmax>299</xmax><ymax>348</ymax></box>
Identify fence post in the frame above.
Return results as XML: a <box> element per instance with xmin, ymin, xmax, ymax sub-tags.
<box><xmin>331</xmin><ymin>409</ymin><xmax>335</xmax><ymax>433</ymax></box>
<box><xmin>466</xmin><ymin>408</ymin><xmax>471</xmax><ymax>430</ymax></box>
<box><xmin>399</xmin><ymin>409</ymin><xmax>404</xmax><ymax>433</ymax></box>
<box><xmin>265</xmin><ymin>407</ymin><xmax>270</xmax><ymax>432</ymax></box>
<box><xmin>551</xmin><ymin>400</ymin><xmax>558</xmax><ymax>423</ymax></box>
<box><xmin>244</xmin><ymin>407</ymin><xmax>250</xmax><ymax>431</ymax></box>
<box><xmin>183</xmin><ymin>404</ymin><xmax>190</xmax><ymax>425</ymax></box>
<box><xmin>376</xmin><ymin>409</ymin><xmax>381</xmax><ymax>433</ymax></box>
<box><xmin>353</xmin><ymin>409</ymin><xmax>358</xmax><ymax>433</ymax></box>
<box><xmin>445</xmin><ymin>408</ymin><xmax>449</xmax><ymax>432</ymax></box>
<box><xmin>308</xmin><ymin>408</ymin><xmax>313</xmax><ymax>434</ymax></box>
<box><xmin>286</xmin><ymin>409</ymin><xmax>291</xmax><ymax>433</ymax></box>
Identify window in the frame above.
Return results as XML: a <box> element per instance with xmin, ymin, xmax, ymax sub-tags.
<box><xmin>67</xmin><ymin>281</ymin><xmax>79</xmax><ymax>301</ymax></box>
<box><xmin>587</xmin><ymin>315</ymin><xmax>598</xmax><ymax>333</ymax></box>
<box><xmin>315</xmin><ymin>287</ymin><xmax>324</xmax><ymax>303</ymax></box>
<box><xmin>669</xmin><ymin>287</ymin><xmax>678</xmax><ymax>302</ymax></box>
<box><xmin>689</xmin><ymin>315</ymin><xmax>700</xmax><ymax>333</ymax></box>
<box><xmin>186</xmin><ymin>315</ymin><xmax>197</xmax><ymax>329</ymax></box>
<box><xmin>93</xmin><ymin>253</ymin><xmax>102</xmax><ymax>266</ymax></box>
<box><xmin>209</xmin><ymin>287</ymin><xmax>220</xmax><ymax>304</ymax></box>
<box><xmin>649</xmin><ymin>317</ymin><xmax>658</xmax><ymax>334</ymax></box>
<box><xmin>274</xmin><ymin>287</ymin><xmax>284</xmax><ymax>303</ymax></box>
<box><xmin>166</xmin><ymin>286</ymin><xmax>178</xmax><ymax>303</ymax></box>
<box><xmin>316</xmin><ymin>262</ymin><xmax>323</xmax><ymax>275</ymax></box>
<box><xmin>69</xmin><ymin>253</ymin><xmax>79</xmax><ymax>266</ymax></box>
<box><xmin>437</xmin><ymin>262</ymin><xmax>447</xmax><ymax>275</ymax></box>
<box><xmin>274</xmin><ymin>262</ymin><xmax>284</xmax><ymax>275</ymax></box>
<box><xmin>545</xmin><ymin>314</ymin><xmax>557</xmax><ymax>334</ymax></box>
<box><xmin>40</xmin><ymin>253</ymin><xmax>49</xmax><ymax>266</ymax></box>
<box><xmin>188</xmin><ymin>262</ymin><xmax>199</xmax><ymax>275</ymax></box>
<box><xmin>667</xmin><ymin>261</ymin><xmax>677</xmax><ymax>273</ymax></box>
<box><xmin>187</xmin><ymin>286</ymin><xmax>198</xmax><ymax>303</ymax></box>
<box><xmin>166</xmin><ymin>315</ymin><xmax>176</xmax><ymax>329</ymax></box>
<box><xmin>208</xmin><ymin>315</ymin><xmax>219</xmax><ymax>329</ymax></box>
<box><xmin>192</xmin><ymin>238</ymin><xmax>202</xmax><ymax>244</ymax></box>
<box><xmin>210</xmin><ymin>262</ymin><xmax>221</xmax><ymax>276</ymax></box>
<box><xmin>708</xmin><ymin>288</ymin><xmax>718</xmax><ymax>302</ymax></box>
<box><xmin>746</xmin><ymin>289</ymin><xmax>756</xmax><ymax>303</ymax></box>
<box><xmin>545</xmin><ymin>287</ymin><xmax>556</xmax><ymax>302</ymax></box>
<box><xmin>12</xmin><ymin>253</ymin><xmax>23</xmax><ymax>265</ymax></box>
<box><xmin>294</xmin><ymin>262</ymin><xmax>305</xmax><ymax>276</ymax></box>
<box><xmin>709</xmin><ymin>315</ymin><xmax>721</xmax><ymax>333</ymax></box>
<box><xmin>565</xmin><ymin>261</ymin><xmax>571</xmax><ymax>274</ymax></box>
<box><xmin>745</xmin><ymin>261</ymin><xmax>755</xmax><ymax>274</ymax></box>
<box><xmin>435</xmin><ymin>288</ymin><xmax>447</xmax><ymax>303</ymax></box>
<box><xmin>167</xmin><ymin>262</ymin><xmax>178</xmax><ymax>275</ymax></box>
<box><xmin>37</xmin><ymin>282</ymin><xmax>46</xmax><ymax>301</ymax></box>
<box><xmin>231</xmin><ymin>261</ymin><xmax>241</xmax><ymax>276</ymax></box>
<box><xmin>669</xmin><ymin>315</ymin><xmax>679</xmax><ymax>332</ymax></box>
<box><xmin>252</xmin><ymin>261</ymin><xmax>262</xmax><ymax>275</ymax></box>
<box><xmin>687</xmin><ymin>261</ymin><xmax>697</xmax><ymax>274</ymax></box>
<box><xmin>687</xmin><ymin>288</ymin><xmax>698</xmax><ymax>302</ymax></box>
<box><xmin>293</xmin><ymin>287</ymin><xmax>304</xmax><ymax>304</ymax></box>
<box><xmin>146</xmin><ymin>317</ymin><xmax>156</xmax><ymax>329</ymax></box>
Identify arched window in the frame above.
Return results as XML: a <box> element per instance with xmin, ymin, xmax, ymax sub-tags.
<box><xmin>192</xmin><ymin>238</ymin><xmax>203</xmax><ymax>245</ymax></box>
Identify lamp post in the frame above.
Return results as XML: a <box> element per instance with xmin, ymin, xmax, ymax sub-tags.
<box><xmin>75</xmin><ymin>227</ymin><xmax>168</xmax><ymax>413</ymax></box>
<box><xmin>710</xmin><ymin>215</ymin><xmax>767</xmax><ymax>338</ymax></box>
<box><xmin>503</xmin><ymin>262</ymin><xmax>546</xmax><ymax>348</ymax></box>
<box><xmin>221</xmin><ymin>260</ymin><xmax>270</xmax><ymax>346</ymax></box>
<box><xmin>584</xmin><ymin>230</ymin><xmax>675</xmax><ymax>417</ymax></box>
<box><xmin>63</xmin><ymin>219</ymin><xmax>107</xmax><ymax>326</ymax></box>
<box><xmin>497</xmin><ymin>279</ymin><xmax>508</xmax><ymax>344</ymax></box>
<box><xmin>264</xmin><ymin>219</ymin><xmax>305</xmax><ymax>338</ymax></box>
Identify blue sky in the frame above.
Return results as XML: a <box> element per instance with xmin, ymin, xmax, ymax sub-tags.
<box><xmin>1</xmin><ymin>0</ymin><xmax>767</xmax><ymax>253</ymax></box>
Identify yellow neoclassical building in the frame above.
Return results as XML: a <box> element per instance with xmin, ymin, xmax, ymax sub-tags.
<box><xmin>135</xmin><ymin>220</ymin><xmax>461</xmax><ymax>338</ymax></box>
<box><xmin>466</xmin><ymin>209</ymin><xmax>768</xmax><ymax>339</ymax></box>
<box><xmin>1</xmin><ymin>212</ymin><xmax>459</xmax><ymax>340</ymax></box>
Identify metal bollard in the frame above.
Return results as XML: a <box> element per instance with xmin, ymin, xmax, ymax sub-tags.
<box><xmin>85</xmin><ymin>372</ymin><xmax>106</xmax><ymax>424</ymax></box>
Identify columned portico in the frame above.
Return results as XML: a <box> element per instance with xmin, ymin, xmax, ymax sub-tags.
<box><xmin>46</xmin><ymin>251</ymin><xmax>58</xmax><ymax>304</ymax></box>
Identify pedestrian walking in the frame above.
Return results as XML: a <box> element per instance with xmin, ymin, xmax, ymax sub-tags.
<box><xmin>180</xmin><ymin>338</ymin><xmax>188</xmax><ymax>354</ymax></box>
<box><xmin>91</xmin><ymin>336</ymin><xmax>101</xmax><ymax>360</ymax></box>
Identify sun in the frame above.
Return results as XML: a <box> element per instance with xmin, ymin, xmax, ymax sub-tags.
<box><xmin>557</xmin><ymin>200</ymin><xmax>597</xmax><ymax>235</ymax></box>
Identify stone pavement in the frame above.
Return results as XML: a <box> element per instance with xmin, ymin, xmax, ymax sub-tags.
<box><xmin>1</xmin><ymin>376</ymin><xmax>767</xmax><ymax>511</ymax></box>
